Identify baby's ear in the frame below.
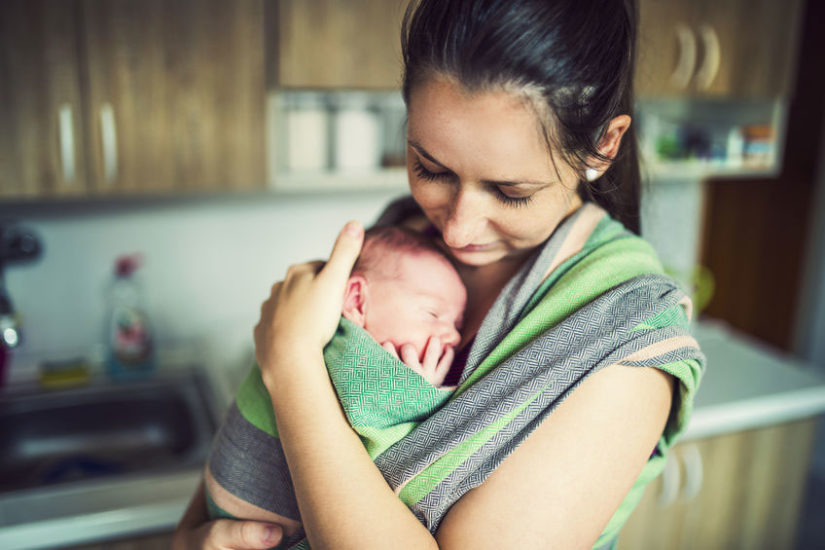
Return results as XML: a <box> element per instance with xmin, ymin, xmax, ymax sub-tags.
<box><xmin>341</xmin><ymin>275</ymin><xmax>368</xmax><ymax>327</ymax></box>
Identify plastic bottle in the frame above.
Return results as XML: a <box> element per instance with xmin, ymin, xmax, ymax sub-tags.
<box><xmin>105</xmin><ymin>254</ymin><xmax>155</xmax><ymax>379</ymax></box>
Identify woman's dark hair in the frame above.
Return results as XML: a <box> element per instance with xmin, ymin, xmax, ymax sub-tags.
<box><xmin>401</xmin><ymin>0</ymin><xmax>642</xmax><ymax>234</ymax></box>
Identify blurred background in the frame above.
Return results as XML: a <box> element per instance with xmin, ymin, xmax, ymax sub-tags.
<box><xmin>1</xmin><ymin>0</ymin><xmax>824</xmax><ymax>548</ymax></box>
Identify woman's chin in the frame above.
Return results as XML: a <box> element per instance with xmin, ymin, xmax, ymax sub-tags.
<box><xmin>447</xmin><ymin>246</ymin><xmax>507</xmax><ymax>266</ymax></box>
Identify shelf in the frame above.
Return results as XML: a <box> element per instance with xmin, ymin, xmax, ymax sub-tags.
<box><xmin>270</xmin><ymin>167</ymin><xmax>409</xmax><ymax>193</ymax></box>
<box><xmin>643</xmin><ymin>159</ymin><xmax>780</xmax><ymax>182</ymax></box>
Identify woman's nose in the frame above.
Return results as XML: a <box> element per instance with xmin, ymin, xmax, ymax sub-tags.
<box><xmin>441</xmin><ymin>187</ymin><xmax>484</xmax><ymax>248</ymax></box>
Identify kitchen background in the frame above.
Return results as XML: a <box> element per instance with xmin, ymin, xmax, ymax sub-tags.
<box><xmin>1</xmin><ymin>0</ymin><xmax>824</xmax><ymax>549</ymax></box>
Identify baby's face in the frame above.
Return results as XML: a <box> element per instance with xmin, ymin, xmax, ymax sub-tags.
<box><xmin>362</xmin><ymin>250</ymin><xmax>466</xmax><ymax>361</ymax></box>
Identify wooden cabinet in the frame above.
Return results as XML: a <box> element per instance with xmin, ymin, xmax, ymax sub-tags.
<box><xmin>273</xmin><ymin>0</ymin><xmax>406</xmax><ymax>89</ymax></box>
<box><xmin>81</xmin><ymin>0</ymin><xmax>265</xmax><ymax>194</ymax></box>
<box><xmin>0</xmin><ymin>0</ymin><xmax>88</xmax><ymax>198</ymax></box>
<box><xmin>618</xmin><ymin>418</ymin><xmax>817</xmax><ymax>550</ymax></box>
<box><xmin>636</xmin><ymin>0</ymin><xmax>803</xmax><ymax>99</ymax></box>
<box><xmin>0</xmin><ymin>0</ymin><xmax>266</xmax><ymax>200</ymax></box>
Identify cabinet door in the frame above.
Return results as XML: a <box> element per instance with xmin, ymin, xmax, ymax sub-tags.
<box><xmin>692</xmin><ymin>0</ymin><xmax>803</xmax><ymax>99</ymax></box>
<box><xmin>0</xmin><ymin>0</ymin><xmax>87</xmax><ymax>198</ymax></box>
<box><xmin>81</xmin><ymin>0</ymin><xmax>266</xmax><ymax>194</ymax></box>
<box><xmin>275</xmin><ymin>0</ymin><xmax>406</xmax><ymax>89</ymax></box>
<box><xmin>636</xmin><ymin>0</ymin><xmax>803</xmax><ymax>99</ymax></box>
<box><xmin>617</xmin><ymin>418</ymin><xmax>816</xmax><ymax>550</ymax></box>
<box><xmin>636</xmin><ymin>0</ymin><xmax>700</xmax><ymax>98</ymax></box>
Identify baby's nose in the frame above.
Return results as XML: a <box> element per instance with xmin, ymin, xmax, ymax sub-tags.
<box><xmin>440</xmin><ymin>324</ymin><xmax>461</xmax><ymax>347</ymax></box>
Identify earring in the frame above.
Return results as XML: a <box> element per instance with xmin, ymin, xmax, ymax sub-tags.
<box><xmin>585</xmin><ymin>167</ymin><xmax>599</xmax><ymax>182</ymax></box>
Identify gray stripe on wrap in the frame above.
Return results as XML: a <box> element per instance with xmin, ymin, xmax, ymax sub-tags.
<box><xmin>461</xmin><ymin>206</ymin><xmax>590</xmax><ymax>384</ymax></box>
<box><xmin>374</xmin><ymin>274</ymin><xmax>705</xmax><ymax>531</ymax></box>
<box><xmin>207</xmin><ymin>402</ymin><xmax>301</xmax><ymax>522</ymax></box>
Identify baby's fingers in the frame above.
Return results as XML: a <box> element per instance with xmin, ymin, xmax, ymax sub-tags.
<box><xmin>400</xmin><ymin>344</ymin><xmax>423</xmax><ymax>374</ymax></box>
<box><xmin>421</xmin><ymin>335</ymin><xmax>442</xmax><ymax>372</ymax></box>
<box><xmin>382</xmin><ymin>342</ymin><xmax>400</xmax><ymax>360</ymax></box>
<box><xmin>436</xmin><ymin>346</ymin><xmax>455</xmax><ymax>378</ymax></box>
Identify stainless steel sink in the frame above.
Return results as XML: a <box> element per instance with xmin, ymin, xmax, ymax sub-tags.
<box><xmin>0</xmin><ymin>368</ymin><xmax>218</xmax><ymax>493</ymax></box>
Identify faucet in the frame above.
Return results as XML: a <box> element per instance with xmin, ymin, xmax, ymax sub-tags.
<box><xmin>0</xmin><ymin>221</ymin><xmax>43</xmax><ymax>348</ymax></box>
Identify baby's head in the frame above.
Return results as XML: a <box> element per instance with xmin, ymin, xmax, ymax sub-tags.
<box><xmin>342</xmin><ymin>226</ymin><xmax>466</xmax><ymax>362</ymax></box>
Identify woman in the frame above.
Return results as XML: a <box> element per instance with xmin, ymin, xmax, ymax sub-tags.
<box><xmin>174</xmin><ymin>0</ymin><xmax>704</xmax><ymax>547</ymax></box>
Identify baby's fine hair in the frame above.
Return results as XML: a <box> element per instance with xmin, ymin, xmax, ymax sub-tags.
<box><xmin>353</xmin><ymin>225</ymin><xmax>453</xmax><ymax>279</ymax></box>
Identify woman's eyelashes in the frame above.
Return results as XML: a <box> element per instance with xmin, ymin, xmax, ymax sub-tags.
<box><xmin>413</xmin><ymin>158</ymin><xmax>452</xmax><ymax>182</ymax></box>
<box><xmin>412</xmin><ymin>159</ymin><xmax>535</xmax><ymax>207</ymax></box>
<box><xmin>493</xmin><ymin>189</ymin><xmax>533</xmax><ymax>207</ymax></box>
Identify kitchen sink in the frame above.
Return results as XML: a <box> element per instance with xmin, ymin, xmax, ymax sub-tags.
<box><xmin>0</xmin><ymin>368</ymin><xmax>218</xmax><ymax>493</ymax></box>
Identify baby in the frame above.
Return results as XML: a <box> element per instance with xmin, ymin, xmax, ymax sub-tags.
<box><xmin>204</xmin><ymin>225</ymin><xmax>467</xmax><ymax>547</ymax></box>
<box><xmin>342</xmin><ymin>225</ymin><xmax>466</xmax><ymax>386</ymax></box>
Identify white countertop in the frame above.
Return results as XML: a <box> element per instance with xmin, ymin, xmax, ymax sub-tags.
<box><xmin>0</xmin><ymin>470</ymin><xmax>201</xmax><ymax>550</ymax></box>
<box><xmin>683</xmin><ymin>319</ymin><xmax>825</xmax><ymax>441</ymax></box>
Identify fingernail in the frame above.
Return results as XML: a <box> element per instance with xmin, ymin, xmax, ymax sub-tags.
<box><xmin>263</xmin><ymin>525</ymin><xmax>278</xmax><ymax>543</ymax></box>
<box><xmin>345</xmin><ymin>220</ymin><xmax>363</xmax><ymax>237</ymax></box>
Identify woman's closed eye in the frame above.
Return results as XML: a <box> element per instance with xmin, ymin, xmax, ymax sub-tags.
<box><xmin>413</xmin><ymin>158</ymin><xmax>535</xmax><ymax>208</ymax></box>
<box><xmin>413</xmin><ymin>158</ymin><xmax>453</xmax><ymax>182</ymax></box>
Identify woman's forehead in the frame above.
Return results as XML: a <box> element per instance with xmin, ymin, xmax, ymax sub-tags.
<box><xmin>407</xmin><ymin>78</ymin><xmax>555</xmax><ymax>176</ymax></box>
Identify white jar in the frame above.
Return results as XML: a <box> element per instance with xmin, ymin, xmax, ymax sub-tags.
<box><xmin>285</xmin><ymin>93</ymin><xmax>329</xmax><ymax>172</ymax></box>
<box><xmin>333</xmin><ymin>93</ymin><xmax>381</xmax><ymax>171</ymax></box>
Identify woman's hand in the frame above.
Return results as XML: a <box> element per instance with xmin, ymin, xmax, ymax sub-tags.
<box><xmin>171</xmin><ymin>481</ymin><xmax>284</xmax><ymax>550</ymax></box>
<box><xmin>254</xmin><ymin>220</ymin><xmax>364</xmax><ymax>389</ymax></box>
<box><xmin>171</xmin><ymin>518</ymin><xmax>284</xmax><ymax>550</ymax></box>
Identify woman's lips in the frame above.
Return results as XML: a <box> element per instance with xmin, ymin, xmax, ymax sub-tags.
<box><xmin>452</xmin><ymin>242</ymin><xmax>495</xmax><ymax>252</ymax></box>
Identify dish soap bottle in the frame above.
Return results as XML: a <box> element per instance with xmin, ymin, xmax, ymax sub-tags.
<box><xmin>106</xmin><ymin>254</ymin><xmax>155</xmax><ymax>379</ymax></box>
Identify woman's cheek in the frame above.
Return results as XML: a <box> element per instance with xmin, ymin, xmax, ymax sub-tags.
<box><xmin>410</xmin><ymin>180</ymin><xmax>447</xmax><ymax>218</ymax></box>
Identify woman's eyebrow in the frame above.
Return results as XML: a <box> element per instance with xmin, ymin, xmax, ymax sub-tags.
<box><xmin>407</xmin><ymin>139</ymin><xmax>551</xmax><ymax>187</ymax></box>
<box><xmin>408</xmin><ymin>140</ymin><xmax>449</xmax><ymax>168</ymax></box>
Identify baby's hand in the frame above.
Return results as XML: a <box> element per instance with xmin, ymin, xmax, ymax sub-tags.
<box><xmin>383</xmin><ymin>337</ymin><xmax>454</xmax><ymax>388</ymax></box>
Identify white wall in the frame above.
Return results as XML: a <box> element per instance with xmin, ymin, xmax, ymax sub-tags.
<box><xmin>794</xmin><ymin>109</ymin><xmax>825</xmax><ymax>371</ymax></box>
<box><xmin>640</xmin><ymin>177</ymin><xmax>705</xmax><ymax>289</ymax></box>
<box><xmin>5</xmin><ymin>190</ymin><xmax>402</xmax><ymax>384</ymax></box>
<box><xmin>4</xmin><ymin>178</ymin><xmax>712</xmax><ymax>388</ymax></box>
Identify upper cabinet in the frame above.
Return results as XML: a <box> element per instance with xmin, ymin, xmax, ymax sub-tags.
<box><xmin>273</xmin><ymin>0</ymin><xmax>406</xmax><ymax>89</ymax></box>
<box><xmin>636</xmin><ymin>0</ymin><xmax>804</xmax><ymax>99</ymax></box>
<box><xmin>0</xmin><ymin>1</ymin><xmax>88</xmax><ymax>199</ymax></box>
<box><xmin>0</xmin><ymin>0</ymin><xmax>266</xmax><ymax>200</ymax></box>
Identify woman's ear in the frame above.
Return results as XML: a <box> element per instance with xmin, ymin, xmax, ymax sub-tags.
<box><xmin>341</xmin><ymin>275</ymin><xmax>368</xmax><ymax>327</ymax></box>
<box><xmin>584</xmin><ymin>114</ymin><xmax>632</xmax><ymax>180</ymax></box>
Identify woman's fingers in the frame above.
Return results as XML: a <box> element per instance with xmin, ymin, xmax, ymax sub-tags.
<box><xmin>203</xmin><ymin>519</ymin><xmax>283</xmax><ymax>550</ymax></box>
<box><xmin>319</xmin><ymin>220</ymin><xmax>364</xmax><ymax>287</ymax></box>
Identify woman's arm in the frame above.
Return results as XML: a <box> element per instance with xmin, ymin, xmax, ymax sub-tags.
<box><xmin>265</xmin><ymin>348</ymin><xmax>439</xmax><ymax>549</ymax></box>
<box><xmin>436</xmin><ymin>364</ymin><xmax>674</xmax><ymax>548</ymax></box>
<box><xmin>253</xmin><ymin>221</ymin><xmax>438</xmax><ymax>549</ymax></box>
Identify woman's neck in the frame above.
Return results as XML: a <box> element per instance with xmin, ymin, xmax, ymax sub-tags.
<box><xmin>456</xmin><ymin>255</ymin><xmax>529</xmax><ymax>348</ymax></box>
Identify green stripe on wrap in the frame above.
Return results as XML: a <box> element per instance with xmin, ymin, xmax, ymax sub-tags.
<box><xmin>235</xmin><ymin>317</ymin><xmax>453</xmax><ymax>460</ymax></box>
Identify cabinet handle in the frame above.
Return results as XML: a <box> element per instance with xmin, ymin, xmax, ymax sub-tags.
<box><xmin>100</xmin><ymin>103</ymin><xmax>118</xmax><ymax>185</ymax></box>
<box><xmin>670</xmin><ymin>24</ymin><xmax>697</xmax><ymax>90</ymax></box>
<box><xmin>658</xmin><ymin>451</ymin><xmax>681</xmax><ymax>507</ymax></box>
<box><xmin>695</xmin><ymin>25</ymin><xmax>721</xmax><ymax>91</ymax></box>
<box><xmin>58</xmin><ymin>103</ymin><xmax>76</xmax><ymax>185</ymax></box>
<box><xmin>680</xmin><ymin>443</ymin><xmax>704</xmax><ymax>499</ymax></box>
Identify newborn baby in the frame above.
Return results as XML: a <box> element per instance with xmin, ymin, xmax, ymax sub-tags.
<box><xmin>342</xmin><ymin>225</ymin><xmax>466</xmax><ymax>386</ymax></box>
<box><xmin>204</xmin><ymin>225</ymin><xmax>467</xmax><ymax>547</ymax></box>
